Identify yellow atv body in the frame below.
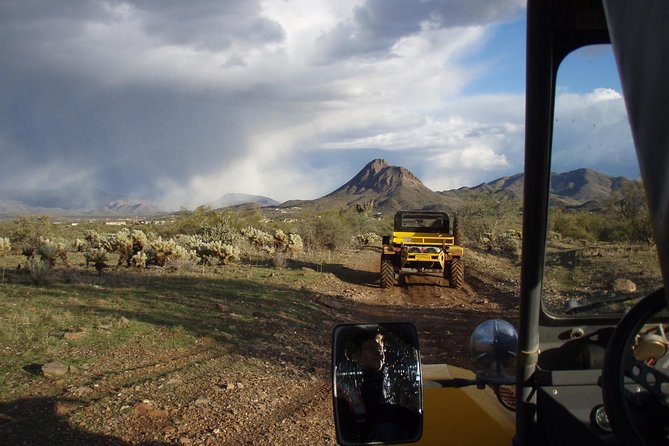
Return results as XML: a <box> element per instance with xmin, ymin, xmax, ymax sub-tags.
<box><xmin>381</xmin><ymin>211</ymin><xmax>464</xmax><ymax>288</ymax></box>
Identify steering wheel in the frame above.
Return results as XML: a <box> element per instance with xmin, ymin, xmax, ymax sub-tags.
<box><xmin>601</xmin><ymin>289</ymin><xmax>669</xmax><ymax>446</ymax></box>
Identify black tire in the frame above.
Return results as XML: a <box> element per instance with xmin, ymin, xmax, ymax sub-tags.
<box><xmin>449</xmin><ymin>258</ymin><xmax>464</xmax><ymax>289</ymax></box>
<box><xmin>380</xmin><ymin>258</ymin><xmax>395</xmax><ymax>289</ymax></box>
<box><xmin>452</xmin><ymin>215</ymin><xmax>462</xmax><ymax>246</ymax></box>
<box><xmin>601</xmin><ymin>289</ymin><xmax>668</xmax><ymax>446</ymax></box>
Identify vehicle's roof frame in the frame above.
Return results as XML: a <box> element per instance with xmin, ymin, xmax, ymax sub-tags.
<box><xmin>517</xmin><ymin>1</ymin><xmax>609</xmax><ymax>443</ymax></box>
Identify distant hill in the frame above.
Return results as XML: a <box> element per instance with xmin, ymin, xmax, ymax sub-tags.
<box><xmin>281</xmin><ymin>159</ymin><xmax>458</xmax><ymax>212</ymax></box>
<box><xmin>446</xmin><ymin>168</ymin><xmax>631</xmax><ymax>209</ymax></box>
<box><xmin>0</xmin><ymin>187</ymin><xmax>159</xmax><ymax>217</ymax></box>
<box><xmin>209</xmin><ymin>193</ymin><xmax>279</xmax><ymax>209</ymax></box>
<box><xmin>0</xmin><ymin>186</ymin><xmax>116</xmax><ymax>211</ymax></box>
<box><xmin>0</xmin><ymin>163</ymin><xmax>633</xmax><ymax>218</ymax></box>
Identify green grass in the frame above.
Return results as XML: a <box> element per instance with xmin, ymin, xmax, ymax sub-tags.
<box><xmin>0</xmin><ymin>259</ymin><xmax>335</xmax><ymax>400</ymax></box>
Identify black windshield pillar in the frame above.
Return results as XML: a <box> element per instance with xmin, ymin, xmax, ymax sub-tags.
<box><xmin>516</xmin><ymin>1</ymin><xmax>554</xmax><ymax>443</ymax></box>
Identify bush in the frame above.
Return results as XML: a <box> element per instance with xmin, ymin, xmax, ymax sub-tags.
<box><xmin>495</xmin><ymin>230</ymin><xmax>521</xmax><ymax>256</ymax></box>
<box><xmin>84</xmin><ymin>248</ymin><xmax>109</xmax><ymax>274</ymax></box>
<box><xmin>6</xmin><ymin>215</ymin><xmax>55</xmax><ymax>246</ymax></box>
<box><xmin>353</xmin><ymin>233</ymin><xmax>382</xmax><ymax>247</ymax></box>
<box><xmin>0</xmin><ymin>237</ymin><xmax>10</xmax><ymax>255</ymax></box>
<box><xmin>26</xmin><ymin>258</ymin><xmax>54</xmax><ymax>285</ymax></box>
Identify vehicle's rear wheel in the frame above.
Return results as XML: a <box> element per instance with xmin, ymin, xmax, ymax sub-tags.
<box><xmin>449</xmin><ymin>258</ymin><xmax>464</xmax><ymax>289</ymax></box>
<box><xmin>380</xmin><ymin>258</ymin><xmax>395</xmax><ymax>288</ymax></box>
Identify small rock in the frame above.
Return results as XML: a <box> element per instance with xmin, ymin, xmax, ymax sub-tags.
<box><xmin>236</xmin><ymin>382</ymin><xmax>244</xmax><ymax>389</ymax></box>
<box><xmin>194</xmin><ymin>398</ymin><xmax>210</xmax><ymax>406</ymax></box>
<box><xmin>613</xmin><ymin>278</ymin><xmax>637</xmax><ymax>293</ymax></box>
<box><xmin>42</xmin><ymin>362</ymin><xmax>69</xmax><ymax>379</ymax></box>
<box><xmin>219</xmin><ymin>331</ymin><xmax>234</xmax><ymax>341</ymax></box>
<box><xmin>166</xmin><ymin>378</ymin><xmax>184</xmax><ymax>386</ymax></box>
<box><xmin>118</xmin><ymin>316</ymin><xmax>130</xmax><ymax>325</ymax></box>
<box><xmin>133</xmin><ymin>402</ymin><xmax>168</xmax><ymax>418</ymax></box>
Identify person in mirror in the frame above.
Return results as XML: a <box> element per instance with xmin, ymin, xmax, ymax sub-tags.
<box><xmin>336</xmin><ymin>329</ymin><xmax>420</xmax><ymax>443</ymax></box>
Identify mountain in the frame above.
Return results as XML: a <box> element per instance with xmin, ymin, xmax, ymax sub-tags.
<box><xmin>447</xmin><ymin>168</ymin><xmax>631</xmax><ymax>209</ymax></box>
<box><xmin>0</xmin><ymin>163</ymin><xmax>632</xmax><ymax>218</ymax></box>
<box><xmin>0</xmin><ymin>186</ymin><xmax>117</xmax><ymax>211</ymax></box>
<box><xmin>209</xmin><ymin>193</ymin><xmax>279</xmax><ymax>209</ymax></box>
<box><xmin>0</xmin><ymin>187</ymin><xmax>160</xmax><ymax>217</ymax></box>
<box><xmin>281</xmin><ymin>159</ymin><xmax>458</xmax><ymax>212</ymax></box>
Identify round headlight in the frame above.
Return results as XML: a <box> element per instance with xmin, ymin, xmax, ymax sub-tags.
<box><xmin>470</xmin><ymin>319</ymin><xmax>518</xmax><ymax>369</ymax></box>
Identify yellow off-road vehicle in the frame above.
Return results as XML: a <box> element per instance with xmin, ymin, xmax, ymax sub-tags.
<box><xmin>380</xmin><ymin>211</ymin><xmax>464</xmax><ymax>289</ymax></box>
<box><xmin>333</xmin><ymin>1</ymin><xmax>669</xmax><ymax>445</ymax></box>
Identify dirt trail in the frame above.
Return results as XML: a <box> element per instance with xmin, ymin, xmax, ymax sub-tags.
<box><xmin>0</xmin><ymin>249</ymin><xmax>518</xmax><ymax>445</ymax></box>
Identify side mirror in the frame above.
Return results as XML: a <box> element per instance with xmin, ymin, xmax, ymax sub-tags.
<box><xmin>332</xmin><ymin>323</ymin><xmax>423</xmax><ymax>445</ymax></box>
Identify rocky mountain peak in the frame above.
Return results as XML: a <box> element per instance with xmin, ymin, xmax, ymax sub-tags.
<box><xmin>329</xmin><ymin>158</ymin><xmax>426</xmax><ymax>196</ymax></box>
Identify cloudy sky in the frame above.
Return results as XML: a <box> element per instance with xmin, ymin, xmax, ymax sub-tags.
<box><xmin>0</xmin><ymin>0</ymin><xmax>637</xmax><ymax>209</ymax></box>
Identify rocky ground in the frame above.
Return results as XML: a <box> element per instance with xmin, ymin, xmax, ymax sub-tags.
<box><xmin>0</xmin><ymin>249</ymin><xmax>519</xmax><ymax>445</ymax></box>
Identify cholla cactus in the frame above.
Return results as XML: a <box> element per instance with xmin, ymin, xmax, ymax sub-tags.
<box><xmin>242</xmin><ymin>226</ymin><xmax>303</xmax><ymax>261</ymax></box>
<box><xmin>0</xmin><ymin>237</ymin><xmax>11</xmax><ymax>255</ymax></box>
<box><xmin>195</xmin><ymin>240</ymin><xmax>240</xmax><ymax>265</ymax></box>
<box><xmin>73</xmin><ymin>238</ymin><xmax>86</xmax><ymax>252</ymax></box>
<box><xmin>131</xmin><ymin>251</ymin><xmax>148</xmax><ymax>269</ymax></box>
<box><xmin>113</xmin><ymin>228</ymin><xmax>149</xmax><ymax>267</ymax></box>
<box><xmin>203</xmin><ymin>223</ymin><xmax>239</xmax><ymax>245</ymax></box>
<box><xmin>148</xmin><ymin>237</ymin><xmax>193</xmax><ymax>267</ymax></box>
<box><xmin>37</xmin><ymin>237</ymin><xmax>69</xmax><ymax>267</ymax></box>
<box><xmin>84</xmin><ymin>230</ymin><xmax>115</xmax><ymax>251</ymax></box>
<box><xmin>274</xmin><ymin>230</ymin><xmax>303</xmax><ymax>256</ymax></box>
<box><xmin>84</xmin><ymin>247</ymin><xmax>108</xmax><ymax>274</ymax></box>
<box><xmin>84</xmin><ymin>230</ymin><xmax>102</xmax><ymax>247</ymax></box>
<box><xmin>287</xmin><ymin>233</ymin><xmax>304</xmax><ymax>254</ymax></box>
<box><xmin>241</xmin><ymin>227</ymin><xmax>274</xmax><ymax>250</ymax></box>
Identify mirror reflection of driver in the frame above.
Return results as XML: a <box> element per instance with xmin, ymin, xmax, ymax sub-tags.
<box><xmin>336</xmin><ymin>329</ymin><xmax>419</xmax><ymax>444</ymax></box>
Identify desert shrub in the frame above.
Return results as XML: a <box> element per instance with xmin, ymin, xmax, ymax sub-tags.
<box><xmin>131</xmin><ymin>251</ymin><xmax>148</xmax><ymax>269</ymax></box>
<box><xmin>202</xmin><ymin>223</ymin><xmax>239</xmax><ymax>246</ymax></box>
<box><xmin>83</xmin><ymin>230</ymin><xmax>115</xmax><ymax>251</ymax></box>
<box><xmin>242</xmin><ymin>227</ymin><xmax>275</xmax><ymax>250</ymax></box>
<box><xmin>6</xmin><ymin>215</ymin><xmax>55</xmax><ymax>246</ymax></box>
<box><xmin>458</xmin><ymin>192</ymin><xmax>521</xmax><ymax>244</ymax></box>
<box><xmin>26</xmin><ymin>258</ymin><xmax>54</xmax><ymax>285</ymax></box>
<box><xmin>550</xmin><ymin>210</ymin><xmax>609</xmax><ymax>241</ymax></box>
<box><xmin>353</xmin><ymin>233</ymin><xmax>382</xmax><ymax>247</ymax></box>
<box><xmin>606</xmin><ymin>180</ymin><xmax>654</xmax><ymax>243</ymax></box>
<box><xmin>113</xmin><ymin>228</ymin><xmax>149</xmax><ymax>267</ymax></box>
<box><xmin>147</xmin><ymin>237</ymin><xmax>194</xmax><ymax>267</ymax></box>
<box><xmin>0</xmin><ymin>237</ymin><xmax>10</xmax><ymax>255</ymax></box>
<box><xmin>272</xmin><ymin>251</ymin><xmax>288</xmax><ymax>268</ymax></box>
<box><xmin>241</xmin><ymin>227</ymin><xmax>302</xmax><ymax>265</ymax></box>
<box><xmin>36</xmin><ymin>237</ymin><xmax>69</xmax><ymax>268</ymax></box>
<box><xmin>84</xmin><ymin>248</ymin><xmax>109</xmax><ymax>274</ymax></box>
<box><xmin>177</xmin><ymin>235</ymin><xmax>237</xmax><ymax>266</ymax></box>
<box><xmin>298</xmin><ymin>210</ymin><xmax>357</xmax><ymax>251</ymax></box>
<box><xmin>73</xmin><ymin>238</ymin><xmax>86</xmax><ymax>252</ymax></box>
<box><xmin>192</xmin><ymin>240</ymin><xmax>240</xmax><ymax>265</ymax></box>
<box><xmin>495</xmin><ymin>230</ymin><xmax>522</xmax><ymax>256</ymax></box>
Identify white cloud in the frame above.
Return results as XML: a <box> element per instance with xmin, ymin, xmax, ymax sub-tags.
<box><xmin>553</xmin><ymin>88</ymin><xmax>637</xmax><ymax>175</ymax></box>
<box><xmin>1</xmin><ymin>1</ymin><xmax>634</xmax><ymax>212</ymax></box>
